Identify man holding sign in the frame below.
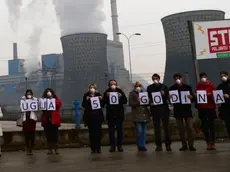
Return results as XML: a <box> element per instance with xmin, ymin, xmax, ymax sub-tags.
<box><xmin>103</xmin><ymin>80</ymin><xmax>127</xmax><ymax>152</ymax></box>
<box><xmin>147</xmin><ymin>73</ymin><xmax>171</xmax><ymax>152</ymax></box>
<box><xmin>129</xmin><ymin>82</ymin><xmax>150</xmax><ymax>152</ymax></box>
<box><xmin>195</xmin><ymin>72</ymin><xmax>216</xmax><ymax>150</ymax></box>
<box><xmin>216</xmin><ymin>71</ymin><xmax>230</xmax><ymax>140</ymax></box>
<box><xmin>169</xmin><ymin>73</ymin><xmax>196</xmax><ymax>151</ymax></box>
<box><xmin>82</xmin><ymin>84</ymin><xmax>104</xmax><ymax>154</ymax></box>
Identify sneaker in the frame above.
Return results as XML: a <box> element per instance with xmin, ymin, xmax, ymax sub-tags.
<box><xmin>109</xmin><ymin>146</ymin><xmax>116</xmax><ymax>152</ymax></box>
<box><xmin>117</xmin><ymin>146</ymin><xmax>124</xmax><ymax>152</ymax></box>
<box><xmin>211</xmin><ymin>143</ymin><xmax>216</xmax><ymax>150</ymax></box>
<box><xmin>206</xmin><ymin>142</ymin><xmax>212</xmax><ymax>150</ymax></box>
<box><xmin>179</xmin><ymin>145</ymin><xmax>188</xmax><ymax>151</ymax></box>
<box><xmin>155</xmin><ymin>145</ymin><xmax>163</xmax><ymax>152</ymax></box>
<box><xmin>166</xmin><ymin>145</ymin><xmax>172</xmax><ymax>152</ymax></box>
<box><xmin>189</xmin><ymin>146</ymin><xmax>196</xmax><ymax>151</ymax></box>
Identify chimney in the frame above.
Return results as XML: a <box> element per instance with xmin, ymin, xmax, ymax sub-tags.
<box><xmin>13</xmin><ymin>42</ymin><xmax>18</xmax><ymax>60</ymax></box>
<box><xmin>110</xmin><ymin>0</ymin><xmax>120</xmax><ymax>42</ymax></box>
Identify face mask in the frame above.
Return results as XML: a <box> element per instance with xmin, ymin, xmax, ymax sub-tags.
<box><xmin>135</xmin><ymin>87</ymin><xmax>141</xmax><ymax>92</ymax></box>
<box><xmin>27</xmin><ymin>95</ymin><xmax>32</xmax><ymax>99</ymax></box>
<box><xmin>90</xmin><ymin>88</ymin><xmax>96</xmax><ymax>94</ymax></box>
<box><xmin>201</xmin><ymin>77</ymin><xmax>207</xmax><ymax>83</ymax></box>
<box><xmin>222</xmin><ymin>76</ymin><xmax>228</xmax><ymax>82</ymax></box>
<box><xmin>153</xmin><ymin>80</ymin><xmax>159</xmax><ymax>84</ymax></box>
<box><xmin>176</xmin><ymin>79</ymin><xmax>181</xmax><ymax>85</ymax></box>
<box><xmin>47</xmin><ymin>91</ymin><xmax>52</xmax><ymax>97</ymax></box>
<box><xmin>111</xmin><ymin>85</ymin><xmax>116</xmax><ymax>90</ymax></box>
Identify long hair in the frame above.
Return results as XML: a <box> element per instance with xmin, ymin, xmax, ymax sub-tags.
<box><xmin>42</xmin><ymin>88</ymin><xmax>56</xmax><ymax>98</ymax></box>
<box><xmin>24</xmin><ymin>89</ymin><xmax>33</xmax><ymax>97</ymax></box>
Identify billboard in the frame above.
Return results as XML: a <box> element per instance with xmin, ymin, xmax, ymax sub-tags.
<box><xmin>192</xmin><ymin>20</ymin><xmax>230</xmax><ymax>60</ymax></box>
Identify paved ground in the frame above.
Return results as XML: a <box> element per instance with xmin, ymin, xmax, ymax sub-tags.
<box><xmin>0</xmin><ymin>141</ymin><xmax>230</xmax><ymax>172</ymax></box>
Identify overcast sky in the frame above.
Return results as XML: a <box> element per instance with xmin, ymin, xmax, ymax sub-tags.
<box><xmin>0</xmin><ymin>0</ymin><xmax>229</xmax><ymax>81</ymax></box>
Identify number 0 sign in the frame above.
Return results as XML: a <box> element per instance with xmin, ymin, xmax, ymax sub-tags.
<box><xmin>109</xmin><ymin>92</ymin><xmax>119</xmax><ymax>105</ymax></box>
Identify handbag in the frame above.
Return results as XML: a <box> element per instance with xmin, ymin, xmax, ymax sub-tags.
<box><xmin>16</xmin><ymin>115</ymin><xmax>23</xmax><ymax>127</ymax></box>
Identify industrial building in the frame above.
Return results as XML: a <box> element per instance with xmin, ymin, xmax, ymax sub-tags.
<box><xmin>162</xmin><ymin>10</ymin><xmax>226</xmax><ymax>88</ymax></box>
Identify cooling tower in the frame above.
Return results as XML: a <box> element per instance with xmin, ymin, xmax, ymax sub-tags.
<box><xmin>161</xmin><ymin>10</ymin><xmax>225</xmax><ymax>88</ymax></box>
<box><xmin>60</xmin><ymin>33</ymin><xmax>108</xmax><ymax>105</ymax></box>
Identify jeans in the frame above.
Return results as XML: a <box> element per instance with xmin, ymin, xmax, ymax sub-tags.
<box><xmin>135</xmin><ymin>123</ymin><xmax>147</xmax><ymax>148</ymax></box>
<box><xmin>176</xmin><ymin>117</ymin><xmax>194</xmax><ymax>147</ymax></box>
<box><xmin>108</xmin><ymin>119</ymin><xmax>123</xmax><ymax>147</ymax></box>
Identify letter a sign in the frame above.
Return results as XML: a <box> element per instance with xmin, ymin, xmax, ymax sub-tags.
<box><xmin>213</xmin><ymin>90</ymin><xmax>225</xmax><ymax>104</ymax></box>
<box><xmin>47</xmin><ymin>99</ymin><xmax>56</xmax><ymax>111</ymax></box>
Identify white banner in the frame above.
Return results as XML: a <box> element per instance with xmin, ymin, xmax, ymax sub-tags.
<box><xmin>139</xmin><ymin>92</ymin><xmax>149</xmax><ymax>105</ymax></box>
<box><xmin>197</xmin><ymin>90</ymin><xmax>207</xmax><ymax>104</ymax></box>
<box><xmin>169</xmin><ymin>90</ymin><xmax>180</xmax><ymax>104</ymax></box>
<box><xmin>151</xmin><ymin>92</ymin><xmax>163</xmax><ymax>105</ymax></box>
<box><xmin>90</xmin><ymin>97</ymin><xmax>101</xmax><ymax>110</ymax></box>
<box><xmin>213</xmin><ymin>90</ymin><xmax>225</xmax><ymax>104</ymax></box>
<box><xmin>109</xmin><ymin>92</ymin><xmax>119</xmax><ymax>105</ymax></box>
<box><xmin>180</xmin><ymin>91</ymin><xmax>192</xmax><ymax>104</ymax></box>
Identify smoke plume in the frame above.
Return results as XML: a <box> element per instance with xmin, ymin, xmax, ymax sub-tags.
<box><xmin>5</xmin><ymin>0</ymin><xmax>22</xmax><ymax>34</ymax></box>
<box><xmin>52</xmin><ymin>0</ymin><xmax>106</xmax><ymax>36</ymax></box>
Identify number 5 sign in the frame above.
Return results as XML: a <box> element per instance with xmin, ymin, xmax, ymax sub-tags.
<box><xmin>90</xmin><ymin>97</ymin><xmax>101</xmax><ymax>110</ymax></box>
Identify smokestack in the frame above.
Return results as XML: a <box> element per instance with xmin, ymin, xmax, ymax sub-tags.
<box><xmin>110</xmin><ymin>0</ymin><xmax>120</xmax><ymax>42</ymax></box>
<box><xmin>13</xmin><ymin>42</ymin><xmax>18</xmax><ymax>60</ymax></box>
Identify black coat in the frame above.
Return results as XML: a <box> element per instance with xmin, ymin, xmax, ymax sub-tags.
<box><xmin>216</xmin><ymin>80</ymin><xmax>230</xmax><ymax>119</ymax></box>
<box><xmin>147</xmin><ymin>83</ymin><xmax>169</xmax><ymax>117</ymax></box>
<box><xmin>103</xmin><ymin>88</ymin><xmax>127</xmax><ymax>121</ymax></box>
<box><xmin>82</xmin><ymin>92</ymin><xmax>104</xmax><ymax>125</ymax></box>
<box><xmin>169</xmin><ymin>84</ymin><xmax>194</xmax><ymax>118</ymax></box>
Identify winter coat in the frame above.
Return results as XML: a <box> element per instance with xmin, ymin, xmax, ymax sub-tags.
<box><xmin>103</xmin><ymin>87</ymin><xmax>127</xmax><ymax>122</ymax></box>
<box><xmin>216</xmin><ymin>79</ymin><xmax>230</xmax><ymax>119</ymax></box>
<box><xmin>147</xmin><ymin>83</ymin><xmax>169</xmax><ymax>117</ymax></box>
<box><xmin>129</xmin><ymin>90</ymin><xmax>151</xmax><ymax>123</ymax></box>
<box><xmin>169</xmin><ymin>84</ymin><xmax>194</xmax><ymax>118</ymax></box>
<box><xmin>195</xmin><ymin>80</ymin><xmax>216</xmax><ymax>109</ymax></box>
<box><xmin>41</xmin><ymin>97</ymin><xmax>62</xmax><ymax>127</ymax></box>
<box><xmin>82</xmin><ymin>92</ymin><xmax>104</xmax><ymax>125</ymax></box>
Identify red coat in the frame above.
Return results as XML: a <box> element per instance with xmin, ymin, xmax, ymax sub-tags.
<box><xmin>195</xmin><ymin>80</ymin><xmax>216</xmax><ymax>109</ymax></box>
<box><xmin>41</xmin><ymin>97</ymin><xmax>62</xmax><ymax>127</ymax></box>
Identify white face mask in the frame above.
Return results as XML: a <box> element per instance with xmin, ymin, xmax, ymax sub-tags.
<box><xmin>135</xmin><ymin>87</ymin><xmax>141</xmax><ymax>92</ymax></box>
<box><xmin>153</xmin><ymin>80</ymin><xmax>159</xmax><ymax>84</ymax></box>
<box><xmin>47</xmin><ymin>91</ymin><xmax>52</xmax><ymax>97</ymax></box>
<box><xmin>111</xmin><ymin>85</ymin><xmax>116</xmax><ymax>90</ymax></box>
<box><xmin>176</xmin><ymin>79</ymin><xmax>181</xmax><ymax>85</ymax></box>
<box><xmin>27</xmin><ymin>95</ymin><xmax>32</xmax><ymax>99</ymax></box>
<box><xmin>201</xmin><ymin>77</ymin><xmax>207</xmax><ymax>83</ymax></box>
<box><xmin>222</xmin><ymin>76</ymin><xmax>228</xmax><ymax>82</ymax></box>
<box><xmin>90</xmin><ymin>88</ymin><xmax>96</xmax><ymax>94</ymax></box>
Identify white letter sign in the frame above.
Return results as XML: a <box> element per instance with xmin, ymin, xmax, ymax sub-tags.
<box><xmin>47</xmin><ymin>98</ymin><xmax>56</xmax><ymax>111</ymax></box>
<box><xmin>151</xmin><ymin>92</ymin><xmax>163</xmax><ymax>105</ymax></box>
<box><xmin>20</xmin><ymin>100</ymin><xmax>29</xmax><ymax>112</ymax></box>
<box><xmin>109</xmin><ymin>92</ymin><xmax>119</xmax><ymax>105</ymax></box>
<box><xmin>139</xmin><ymin>92</ymin><xmax>149</xmax><ymax>105</ymax></box>
<box><xmin>169</xmin><ymin>90</ymin><xmax>180</xmax><ymax>104</ymax></box>
<box><xmin>181</xmin><ymin>91</ymin><xmax>191</xmax><ymax>104</ymax></box>
<box><xmin>39</xmin><ymin>98</ymin><xmax>47</xmax><ymax>110</ymax></box>
<box><xmin>90</xmin><ymin>97</ymin><xmax>101</xmax><ymax>110</ymax></box>
<box><xmin>197</xmin><ymin>90</ymin><xmax>207</xmax><ymax>104</ymax></box>
<box><xmin>20</xmin><ymin>100</ymin><xmax>38</xmax><ymax>112</ymax></box>
<box><xmin>213</xmin><ymin>90</ymin><xmax>225</xmax><ymax>104</ymax></box>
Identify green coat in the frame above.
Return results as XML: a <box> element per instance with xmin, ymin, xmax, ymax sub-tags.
<box><xmin>129</xmin><ymin>90</ymin><xmax>151</xmax><ymax>123</ymax></box>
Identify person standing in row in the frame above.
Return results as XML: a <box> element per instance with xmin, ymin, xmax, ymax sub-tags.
<box><xmin>22</xmin><ymin>89</ymin><xmax>38</xmax><ymax>155</ymax></box>
<box><xmin>195</xmin><ymin>72</ymin><xmax>216</xmax><ymax>150</ymax></box>
<box><xmin>169</xmin><ymin>73</ymin><xmax>196</xmax><ymax>151</ymax></box>
<box><xmin>147</xmin><ymin>74</ymin><xmax>172</xmax><ymax>151</ymax></box>
<box><xmin>129</xmin><ymin>81</ymin><xmax>151</xmax><ymax>152</ymax></box>
<box><xmin>216</xmin><ymin>71</ymin><xmax>230</xmax><ymax>140</ymax></box>
<box><xmin>41</xmin><ymin>88</ymin><xmax>62</xmax><ymax>155</ymax></box>
<box><xmin>103</xmin><ymin>80</ymin><xmax>127</xmax><ymax>152</ymax></box>
<box><xmin>82</xmin><ymin>84</ymin><xmax>104</xmax><ymax>154</ymax></box>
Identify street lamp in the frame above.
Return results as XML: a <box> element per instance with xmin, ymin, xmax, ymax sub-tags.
<box><xmin>116</xmin><ymin>32</ymin><xmax>141</xmax><ymax>85</ymax></box>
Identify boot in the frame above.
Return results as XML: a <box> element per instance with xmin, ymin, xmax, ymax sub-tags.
<box><xmin>47</xmin><ymin>142</ymin><xmax>53</xmax><ymax>155</ymax></box>
<box><xmin>179</xmin><ymin>145</ymin><xmax>188</xmax><ymax>151</ymax></box>
<box><xmin>206</xmin><ymin>142</ymin><xmax>212</xmax><ymax>150</ymax></box>
<box><xmin>166</xmin><ymin>145</ymin><xmax>172</xmax><ymax>152</ymax></box>
<box><xmin>155</xmin><ymin>145</ymin><xmax>163</xmax><ymax>152</ymax></box>
<box><xmin>109</xmin><ymin>146</ymin><xmax>116</xmax><ymax>152</ymax></box>
<box><xmin>54</xmin><ymin>143</ymin><xmax>59</xmax><ymax>155</ymax></box>
<box><xmin>211</xmin><ymin>142</ymin><xmax>216</xmax><ymax>150</ymax></box>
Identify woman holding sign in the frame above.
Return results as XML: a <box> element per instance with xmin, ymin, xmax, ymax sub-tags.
<box><xmin>129</xmin><ymin>82</ymin><xmax>151</xmax><ymax>152</ymax></box>
<box><xmin>21</xmin><ymin>89</ymin><xmax>38</xmax><ymax>155</ymax></box>
<box><xmin>41</xmin><ymin>88</ymin><xmax>62</xmax><ymax>155</ymax></box>
<box><xmin>82</xmin><ymin>84</ymin><xmax>104</xmax><ymax>153</ymax></box>
<box><xmin>195</xmin><ymin>72</ymin><xmax>216</xmax><ymax>150</ymax></box>
<box><xmin>103</xmin><ymin>80</ymin><xmax>127</xmax><ymax>152</ymax></box>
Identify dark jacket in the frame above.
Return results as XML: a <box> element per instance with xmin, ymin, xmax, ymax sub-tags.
<box><xmin>129</xmin><ymin>90</ymin><xmax>151</xmax><ymax>123</ymax></box>
<box><xmin>103</xmin><ymin>87</ymin><xmax>127</xmax><ymax>121</ymax></box>
<box><xmin>147</xmin><ymin>83</ymin><xmax>169</xmax><ymax>116</ymax></box>
<box><xmin>216</xmin><ymin>80</ymin><xmax>230</xmax><ymax>119</ymax></box>
<box><xmin>82</xmin><ymin>92</ymin><xmax>104</xmax><ymax>125</ymax></box>
<box><xmin>169</xmin><ymin>83</ymin><xmax>194</xmax><ymax>118</ymax></box>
